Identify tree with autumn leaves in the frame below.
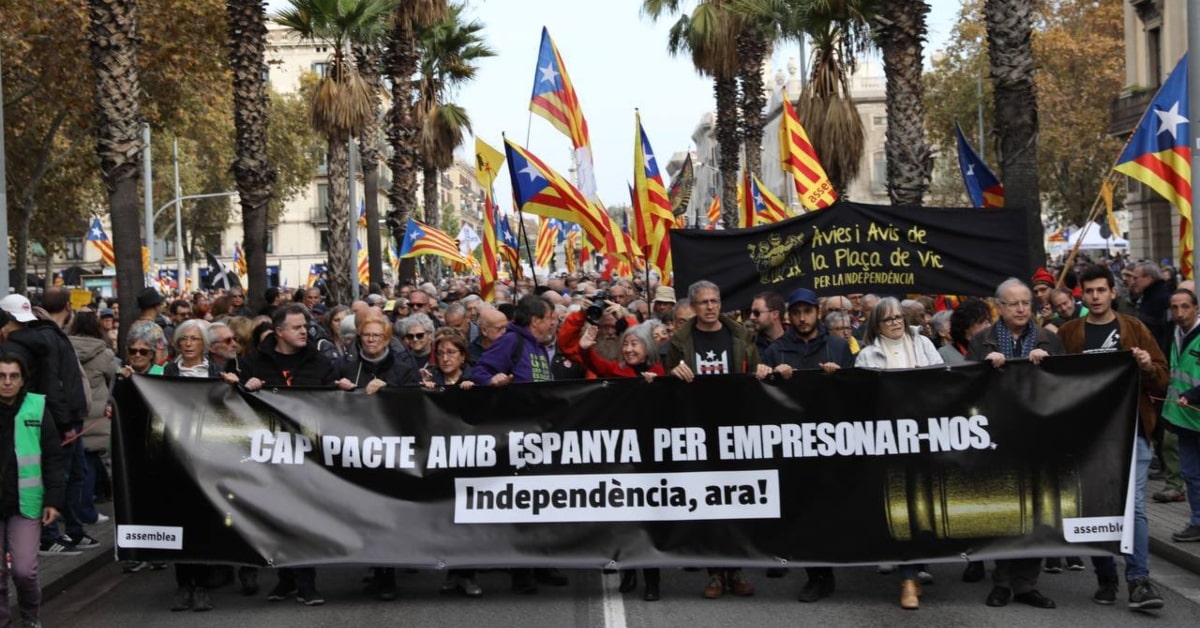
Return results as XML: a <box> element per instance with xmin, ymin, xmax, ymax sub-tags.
<box><xmin>925</xmin><ymin>0</ymin><xmax>1123</xmax><ymax>229</ymax></box>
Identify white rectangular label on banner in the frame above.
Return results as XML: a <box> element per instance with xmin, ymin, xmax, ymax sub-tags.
<box><xmin>117</xmin><ymin>525</ymin><xmax>184</xmax><ymax>550</ymax></box>
<box><xmin>455</xmin><ymin>470</ymin><xmax>780</xmax><ymax>523</ymax></box>
<box><xmin>1062</xmin><ymin>517</ymin><xmax>1125</xmax><ymax>543</ymax></box>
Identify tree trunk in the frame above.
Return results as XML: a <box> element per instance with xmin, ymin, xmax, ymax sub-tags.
<box><xmin>88</xmin><ymin>0</ymin><xmax>144</xmax><ymax>355</ymax></box>
<box><xmin>353</xmin><ymin>43</ymin><xmax>385</xmax><ymax>289</ymax></box>
<box><xmin>715</xmin><ymin>75</ymin><xmax>740</xmax><ymax>229</ymax></box>
<box><xmin>422</xmin><ymin>166</ymin><xmax>439</xmax><ymax>227</ymax></box>
<box><xmin>737</xmin><ymin>29</ymin><xmax>768</xmax><ymax>181</ymax></box>
<box><xmin>986</xmin><ymin>0</ymin><xmax>1041</xmax><ymax>274</ymax></box>
<box><xmin>878</xmin><ymin>0</ymin><xmax>933</xmax><ymax>206</ymax></box>
<box><xmin>14</xmin><ymin>207</ymin><xmax>30</xmax><ymax>295</ymax></box>
<box><xmin>385</xmin><ymin>16</ymin><xmax>421</xmax><ymax>283</ymax></box>
<box><xmin>326</xmin><ymin>139</ymin><xmax>352</xmax><ymax>305</ymax></box>
<box><xmin>226</xmin><ymin>0</ymin><xmax>276</xmax><ymax>313</ymax></box>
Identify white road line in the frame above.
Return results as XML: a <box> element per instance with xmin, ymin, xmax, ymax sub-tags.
<box><xmin>601</xmin><ymin>570</ymin><xmax>628</xmax><ymax>628</ymax></box>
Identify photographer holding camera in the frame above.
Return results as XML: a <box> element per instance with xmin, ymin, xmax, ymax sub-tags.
<box><xmin>557</xmin><ymin>291</ymin><xmax>639</xmax><ymax>379</ymax></box>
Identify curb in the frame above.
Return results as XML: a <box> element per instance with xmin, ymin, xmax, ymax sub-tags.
<box><xmin>40</xmin><ymin>548</ymin><xmax>115</xmax><ymax>603</ymax></box>
<box><xmin>1152</xmin><ymin>536</ymin><xmax>1200</xmax><ymax>578</ymax></box>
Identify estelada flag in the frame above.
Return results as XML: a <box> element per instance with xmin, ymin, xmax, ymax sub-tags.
<box><xmin>1114</xmin><ymin>54</ymin><xmax>1191</xmax><ymax>278</ymax></box>
<box><xmin>529</xmin><ymin>27</ymin><xmax>597</xmax><ymax>199</ymax></box>
<box><xmin>399</xmin><ymin>219</ymin><xmax>467</xmax><ymax>265</ymax></box>
<box><xmin>954</xmin><ymin>121</ymin><xmax>1004</xmax><ymax>208</ymax></box>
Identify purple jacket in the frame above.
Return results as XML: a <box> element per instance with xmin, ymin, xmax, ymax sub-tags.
<box><xmin>469</xmin><ymin>323</ymin><xmax>553</xmax><ymax>384</ymax></box>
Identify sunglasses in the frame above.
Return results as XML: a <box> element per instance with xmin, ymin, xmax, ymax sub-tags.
<box><xmin>404</xmin><ymin>333</ymin><xmax>427</xmax><ymax>341</ymax></box>
<box><xmin>128</xmin><ymin>348</ymin><xmax>153</xmax><ymax>356</ymax></box>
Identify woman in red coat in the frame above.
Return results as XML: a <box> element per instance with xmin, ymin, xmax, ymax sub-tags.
<box><xmin>578</xmin><ymin>321</ymin><xmax>663</xmax><ymax>599</ymax></box>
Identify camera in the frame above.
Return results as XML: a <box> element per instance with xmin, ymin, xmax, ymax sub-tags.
<box><xmin>586</xmin><ymin>291</ymin><xmax>610</xmax><ymax>324</ymax></box>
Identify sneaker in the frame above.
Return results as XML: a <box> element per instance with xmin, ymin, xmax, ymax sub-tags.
<box><xmin>917</xmin><ymin>570</ymin><xmax>933</xmax><ymax>584</ymax></box>
<box><xmin>39</xmin><ymin>539</ymin><xmax>81</xmax><ymax>556</ymax></box>
<box><xmin>87</xmin><ymin>513</ymin><xmax>111</xmax><ymax>525</ymax></box>
<box><xmin>1044</xmin><ymin>557</ymin><xmax>1063</xmax><ymax>573</ymax></box>
<box><xmin>1093</xmin><ymin>575</ymin><xmax>1119</xmax><ymax>605</ymax></box>
<box><xmin>1066</xmin><ymin>556</ymin><xmax>1086</xmax><ymax>571</ymax></box>
<box><xmin>1172</xmin><ymin>524</ymin><xmax>1200</xmax><ymax>542</ymax></box>
<box><xmin>71</xmin><ymin>534</ymin><xmax>101</xmax><ymax>550</ymax></box>
<box><xmin>1152</xmin><ymin>488</ymin><xmax>1186</xmax><ymax>503</ymax></box>
<box><xmin>460</xmin><ymin>577</ymin><xmax>483</xmax><ymax>598</ymax></box>
<box><xmin>191</xmin><ymin>587</ymin><xmax>213</xmax><ymax>612</ymax></box>
<box><xmin>702</xmin><ymin>574</ymin><xmax>724</xmax><ymax>599</ymax></box>
<box><xmin>296</xmin><ymin>586</ymin><xmax>326</xmax><ymax>606</ymax></box>
<box><xmin>122</xmin><ymin>561</ymin><xmax>151</xmax><ymax>573</ymax></box>
<box><xmin>962</xmin><ymin>561</ymin><xmax>985</xmax><ymax>583</ymax></box>
<box><xmin>1128</xmin><ymin>577</ymin><xmax>1163</xmax><ymax>610</ymax></box>
<box><xmin>266</xmin><ymin>582</ymin><xmax>297</xmax><ymax>602</ymax></box>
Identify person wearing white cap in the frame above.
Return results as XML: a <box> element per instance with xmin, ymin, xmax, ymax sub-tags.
<box><xmin>651</xmin><ymin>286</ymin><xmax>676</xmax><ymax>320</ymax></box>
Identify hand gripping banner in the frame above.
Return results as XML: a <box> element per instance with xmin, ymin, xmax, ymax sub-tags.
<box><xmin>113</xmin><ymin>352</ymin><xmax>1136</xmax><ymax>568</ymax></box>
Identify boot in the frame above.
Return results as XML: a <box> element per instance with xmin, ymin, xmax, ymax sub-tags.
<box><xmin>643</xmin><ymin>569</ymin><xmax>660</xmax><ymax>602</ymax></box>
<box><xmin>900</xmin><ymin>579</ymin><xmax>920</xmax><ymax>610</ymax></box>
<box><xmin>618</xmin><ymin>569</ymin><xmax>637</xmax><ymax>593</ymax></box>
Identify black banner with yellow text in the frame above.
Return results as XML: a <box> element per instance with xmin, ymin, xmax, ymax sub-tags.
<box><xmin>113</xmin><ymin>352</ymin><xmax>1133</xmax><ymax>568</ymax></box>
<box><xmin>670</xmin><ymin>201</ymin><xmax>1028</xmax><ymax>309</ymax></box>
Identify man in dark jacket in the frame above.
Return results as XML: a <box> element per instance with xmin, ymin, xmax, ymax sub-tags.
<box><xmin>235</xmin><ymin>304</ymin><xmax>337</xmax><ymax>606</ymax></box>
<box><xmin>665</xmin><ymin>280</ymin><xmax>759</xmax><ymax>600</ymax></box>
<box><xmin>966</xmin><ymin>278</ymin><xmax>1063</xmax><ymax>610</ymax></box>
<box><xmin>757</xmin><ymin>287</ymin><xmax>852</xmax><ymax>602</ymax></box>
<box><xmin>0</xmin><ymin>354</ymin><xmax>64</xmax><ymax>628</ymax></box>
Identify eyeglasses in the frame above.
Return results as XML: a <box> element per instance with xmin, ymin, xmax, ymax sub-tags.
<box><xmin>128</xmin><ymin>348</ymin><xmax>153</xmax><ymax>356</ymax></box>
<box><xmin>217</xmin><ymin>337</ymin><xmax>237</xmax><ymax>345</ymax></box>
<box><xmin>829</xmin><ymin>326</ymin><xmax>850</xmax><ymax>332</ymax></box>
<box><xmin>410</xmin><ymin>302</ymin><xmax>429</xmax><ymax>309</ymax></box>
<box><xmin>749</xmin><ymin>309</ymin><xmax>766</xmax><ymax>317</ymax></box>
<box><xmin>404</xmin><ymin>333</ymin><xmax>427</xmax><ymax>341</ymax></box>
<box><xmin>361</xmin><ymin>333</ymin><xmax>386</xmax><ymax>340</ymax></box>
<box><xmin>1000</xmin><ymin>300</ymin><xmax>1032</xmax><ymax>308</ymax></box>
<box><xmin>177</xmin><ymin>336</ymin><xmax>203</xmax><ymax>344</ymax></box>
<box><xmin>695</xmin><ymin>298</ymin><xmax>720</xmax><ymax>308</ymax></box>
<box><xmin>881</xmin><ymin>315</ymin><xmax>905</xmax><ymax>325</ymax></box>
<box><xmin>436</xmin><ymin>349</ymin><xmax>462</xmax><ymax>358</ymax></box>
<box><xmin>0</xmin><ymin>373</ymin><xmax>21</xmax><ymax>381</ymax></box>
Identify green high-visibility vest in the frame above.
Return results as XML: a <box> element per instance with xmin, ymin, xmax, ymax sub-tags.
<box><xmin>148</xmin><ymin>364</ymin><xmax>164</xmax><ymax>375</ymax></box>
<box><xmin>13</xmin><ymin>393</ymin><xmax>45</xmax><ymax>520</ymax></box>
<box><xmin>1163</xmin><ymin>331</ymin><xmax>1200</xmax><ymax>432</ymax></box>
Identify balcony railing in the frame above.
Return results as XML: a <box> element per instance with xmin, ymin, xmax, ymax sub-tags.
<box><xmin>1109</xmin><ymin>88</ymin><xmax>1156</xmax><ymax>136</ymax></box>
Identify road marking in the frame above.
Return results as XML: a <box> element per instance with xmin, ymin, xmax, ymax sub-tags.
<box><xmin>601</xmin><ymin>571</ymin><xmax>627</xmax><ymax>628</ymax></box>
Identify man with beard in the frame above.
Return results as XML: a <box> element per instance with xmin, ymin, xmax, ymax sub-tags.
<box><xmin>557</xmin><ymin>297</ymin><xmax>636</xmax><ymax>378</ymax></box>
<box><xmin>749</xmin><ymin>292</ymin><xmax>785</xmax><ymax>352</ymax></box>
<box><xmin>757</xmin><ymin>288</ymin><xmax>853</xmax><ymax>601</ymax></box>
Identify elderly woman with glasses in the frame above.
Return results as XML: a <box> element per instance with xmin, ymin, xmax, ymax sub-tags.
<box><xmin>396</xmin><ymin>313</ymin><xmax>436</xmax><ymax>367</ymax></box>
<box><xmin>334</xmin><ymin>312</ymin><xmax>419</xmax><ymax>395</ymax></box>
<box><xmin>162</xmin><ymin>320</ymin><xmax>221</xmax><ymax>379</ymax></box>
<box><xmin>854</xmin><ymin>297</ymin><xmax>943</xmax><ymax>610</ymax></box>
<box><xmin>120</xmin><ymin>321</ymin><xmax>168</xmax><ymax>378</ymax></box>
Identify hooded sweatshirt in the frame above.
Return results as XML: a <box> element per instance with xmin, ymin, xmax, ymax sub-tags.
<box><xmin>470</xmin><ymin>322</ymin><xmax>552</xmax><ymax>384</ymax></box>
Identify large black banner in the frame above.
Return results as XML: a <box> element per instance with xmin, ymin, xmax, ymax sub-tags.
<box><xmin>113</xmin><ymin>352</ymin><xmax>1135</xmax><ymax>568</ymax></box>
<box><xmin>671</xmin><ymin>200</ymin><xmax>1028</xmax><ymax>309</ymax></box>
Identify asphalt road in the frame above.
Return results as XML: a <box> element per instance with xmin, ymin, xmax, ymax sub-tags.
<box><xmin>42</xmin><ymin>558</ymin><xmax>1200</xmax><ymax>628</ymax></box>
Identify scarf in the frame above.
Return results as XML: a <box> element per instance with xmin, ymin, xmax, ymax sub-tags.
<box><xmin>994</xmin><ymin>321</ymin><xmax>1038</xmax><ymax>358</ymax></box>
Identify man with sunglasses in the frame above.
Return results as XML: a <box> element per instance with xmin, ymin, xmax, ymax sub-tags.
<box><xmin>749</xmin><ymin>291</ymin><xmax>786</xmax><ymax>352</ymax></box>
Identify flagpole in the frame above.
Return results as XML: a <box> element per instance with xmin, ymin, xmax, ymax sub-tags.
<box><xmin>1189</xmin><ymin>0</ymin><xmax>1200</xmax><ymax>277</ymax></box>
<box><xmin>502</xmin><ymin>132</ymin><xmax>540</xmax><ymax>291</ymax></box>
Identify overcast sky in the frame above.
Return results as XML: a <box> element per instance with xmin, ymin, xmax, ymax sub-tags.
<box><xmin>266</xmin><ymin>0</ymin><xmax>961</xmax><ymax>210</ymax></box>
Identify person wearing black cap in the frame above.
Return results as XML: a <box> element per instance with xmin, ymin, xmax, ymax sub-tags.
<box><xmin>757</xmin><ymin>287</ymin><xmax>853</xmax><ymax>602</ymax></box>
<box><xmin>135</xmin><ymin>287</ymin><xmax>165</xmax><ymax>329</ymax></box>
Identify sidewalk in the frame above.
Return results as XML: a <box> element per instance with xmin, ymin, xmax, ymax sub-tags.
<box><xmin>38</xmin><ymin>503</ymin><xmax>114</xmax><ymax>603</ymax></box>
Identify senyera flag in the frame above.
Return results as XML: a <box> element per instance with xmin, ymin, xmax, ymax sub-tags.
<box><xmin>780</xmin><ymin>88</ymin><xmax>837</xmax><ymax>210</ymax></box>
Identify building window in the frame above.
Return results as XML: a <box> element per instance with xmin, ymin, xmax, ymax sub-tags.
<box><xmin>312</xmin><ymin>61</ymin><xmax>329</xmax><ymax>78</ymax></box>
<box><xmin>164</xmin><ymin>238</ymin><xmax>176</xmax><ymax>257</ymax></box>
<box><xmin>317</xmin><ymin>183</ymin><xmax>330</xmax><ymax>219</ymax></box>
<box><xmin>319</xmin><ymin>229</ymin><xmax>329</xmax><ymax>253</ymax></box>
<box><xmin>65</xmin><ymin>237</ymin><xmax>83</xmax><ymax>261</ymax></box>
<box><xmin>1147</xmin><ymin>27</ymin><xmax>1162</xmax><ymax>87</ymax></box>
<box><xmin>871</xmin><ymin>149</ymin><xmax>887</xmax><ymax>194</ymax></box>
<box><xmin>265</xmin><ymin>229</ymin><xmax>275</xmax><ymax>254</ymax></box>
<box><xmin>873</xmin><ymin>115</ymin><xmax>886</xmax><ymax>127</ymax></box>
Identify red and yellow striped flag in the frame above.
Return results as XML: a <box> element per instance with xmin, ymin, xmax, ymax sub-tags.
<box><xmin>781</xmin><ymin>88</ymin><xmax>837</xmax><ymax>210</ymax></box>
<box><xmin>535</xmin><ymin>218</ymin><xmax>558</xmax><ymax>268</ymax></box>
<box><xmin>705</xmin><ymin>196</ymin><xmax>721</xmax><ymax>230</ymax></box>
<box><xmin>475</xmin><ymin>137</ymin><xmax>505</xmax><ymax>301</ymax></box>
<box><xmin>632</xmin><ymin>112</ymin><xmax>673</xmax><ymax>280</ymax></box>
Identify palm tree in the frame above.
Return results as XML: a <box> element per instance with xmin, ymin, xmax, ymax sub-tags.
<box><xmin>275</xmin><ymin>0</ymin><xmax>396</xmax><ymax>305</ymax></box>
<box><xmin>385</xmin><ymin>0</ymin><xmax>448</xmax><ymax>281</ymax></box>
<box><xmin>644</xmin><ymin>0</ymin><xmax>743</xmax><ymax>228</ymax></box>
<box><xmin>984</xmin><ymin>0</ymin><xmax>1041</xmax><ymax>270</ymax></box>
<box><xmin>87</xmin><ymin>0</ymin><xmax>144</xmax><ymax>352</ymax></box>
<box><xmin>415</xmin><ymin>5</ymin><xmax>495</xmax><ymax>230</ymax></box>
<box><xmin>875</xmin><ymin>0</ymin><xmax>933</xmax><ymax>206</ymax></box>
<box><xmin>736</xmin><ymin>20</ymin><xmax>774</xmax><ymax>180</ymax></box>
<box><xmin>732</xmin><ymin>0</ymin><xmax>871</xmax><ymax>197</ymax></box>
<box><xmin>227</xmin><ymin>0</ymin><xmax>278</xmax><ymax>312</ymax></box>
<box><xmin>353</xmin><ymin>42</ymin><xmax>385</xmax><ymax>287</ymax></box>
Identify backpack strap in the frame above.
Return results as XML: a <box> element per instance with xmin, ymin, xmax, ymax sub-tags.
<box><xmin>508</xmin><ymin>334</ymin><xmax>526</xmax><ymax>375</ymax></box>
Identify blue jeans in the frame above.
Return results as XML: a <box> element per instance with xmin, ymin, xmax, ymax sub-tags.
<box><xmin>77</xmin><ymin>451</ymin><xmax>101</xmax><ymax>525</ymax></box>
<box><xmin>1175</xmin><ymin>426</ymin><xmax>1200</xmax><ymax>527</ymax></box>
<box><xmin>1092</xmin><ymin>435</ymin><xmax>1151</xmax><ymax>582</ymax></box>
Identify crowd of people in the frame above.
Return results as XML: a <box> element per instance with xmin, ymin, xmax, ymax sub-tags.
<box><xmin>0</xmin><ymin>250</ymin><xmax>1193</xmax><ymax>623</ymax></box>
